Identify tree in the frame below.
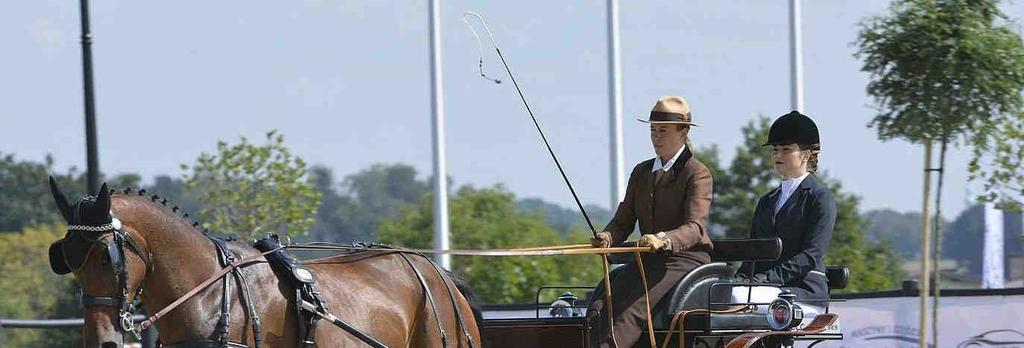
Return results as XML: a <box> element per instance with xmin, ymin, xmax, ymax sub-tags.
<box><xmin>822</xmin><ymin>177</ymin><xmax>907</xmax><ymax>292</ymax></box>
<box><xmin>694</xmin><ymin>117</ymin><xmax>779</xmax><ymax>239</ymax></box>
<box><xmin>0</xmin><ymin>225</ymin><xmax>81</xmax><ymax>347</ymax></box>
<box><xmin>856</xmin><ymin>0</ymin><xmax>1024</xmax><ymax>339</ymax></box>
<box><xmin>306</xmin><ymin>163</ymin><xmax>430</xmax><ymax>243</ymax></box>
<box><xmin>972</xmin><ymin>117</ymin><xmax>1024</xmax><ymax>210</ymax></box>
<box><xmin>0</xmin><ymin>153</ymin><xmax>137</xmax><ymax>232</ymax></box>
<box><xmin>700</xmin><ymin>116</ymin><xmax>905</xmax><ymax>292</ymax></box>
<box><xmin>0</xmin><ymin>154</ymin><xmax>76</xmax><ymax>232</ymax></box>
<box><xmin>182</xmin><ymin>131</ymin><xmax>321</xmax><ymax>239</ymax></box>
<box><xmin>378</xmin><ymin>185</ymin><xmax>602</xmax><ymax>303</ymax></box>
<box><xmin>864</xmin><ymin>209</ymin><xmax>936</xmax><ymax>259</ymax></box>
<box><xmin>145</xmin><ymin>174</ymin><xmax>202</xmax><ymax>215</ymax></box>
<box><xmin>943</xmin><ymin>205</ymin><xmax>1023</xmax><ymax>277</ymax></box>
<box><xmin>517</xmin><ymin>198</ymin><xmax>611</xmax><ymax>236</ymax></box>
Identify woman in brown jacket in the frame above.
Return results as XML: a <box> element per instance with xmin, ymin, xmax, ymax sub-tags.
<box><xmin>586</xmin><ymin>96</ymin><xmax>714</xmax><ymax>348</ymax></box>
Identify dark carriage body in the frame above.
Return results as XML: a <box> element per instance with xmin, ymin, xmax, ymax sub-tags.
<box><xmin>480</xmin><ymin>238</ymin><xmax>846</xmax><ymax>347</ymax></box>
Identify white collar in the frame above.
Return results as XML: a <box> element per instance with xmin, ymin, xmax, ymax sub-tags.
<box><xmin>780</xmin><ymin>172</ymin><xmax>810</xmax><ymax>190</ymax></box>
<box><xmin>653</xmin><ymin>144</ymin><xmax>687</xmax><ymax>172</ymax></box>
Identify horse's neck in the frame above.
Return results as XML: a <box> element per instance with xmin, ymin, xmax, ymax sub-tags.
<box><xmin>115</xmin><ymin>197</ymin><xmax>227</xmax><ymax>336</ymax></box>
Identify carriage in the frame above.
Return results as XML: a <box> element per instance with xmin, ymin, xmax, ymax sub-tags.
<box><xmin>480</xmin><ymin>238</ymin><xmax>847</xmax><ymax>348</ymax></box>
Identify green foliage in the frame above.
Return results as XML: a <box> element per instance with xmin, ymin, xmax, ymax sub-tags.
<box><xmin>863</xmin><ymin>209</ymin><xmax>933</xmax><ymax>259</ymax></box>
<box><xmin>182</xmin><ymin>131</ymin><xmax>321</xmax><ymax>239</ymax></box>
<box><xmin>694</xmin><ymin>117</ymin><xmax>777</xmax><ymax>238</ymax></box>
<box><xmin>943</xmin><ymin>205</ymin><xmax>1023</xmax><ymax>276</ymax></box>
<box><xmin>517</xmin><ymin>198</ymin><xmax>611</xmax><ymax>236</ymax></box>
<box><xmin>0</xmin><ymin>225</ymin><xmax>81</xmax><ymax>347</ymax></box>
<box><xmin>378</xmin><ymin>185</ymin><xmax>602</xmax><ymax>303</ymax></box>
<box><xmin>821</xmin><ymin>177</ymin><xmax>907</xmax><ymax>292</ymax></box>
<box><xmin>146</xmin><ymin>175</ymin><xmax>202</xmax><ymax>214</ymax></box>
<box><xmin>971</xmin><ymin>116</ymin><xmax>1024</xmax><ymax>210</ymax></box>
<box><xmin>699</xmin><ymin>116</ymin><xmax>905</xmax><ymax>292</ymax></box>
<box><xmin>0</xmin><ymin>153</ymin><xmax>84</xmax><ymax>232</ymax></box>
<box><xmin>306</xmin><ymin>164</ymin><xmax>429</xmax><ymax>243</ymax></box>
<box><xmin>856</xmin><ymin>0</ymin><xmax>1024</xmax><ymax>208</ymax></box>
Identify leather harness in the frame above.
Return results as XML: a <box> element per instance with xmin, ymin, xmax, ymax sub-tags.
<box><xmin>59</xmin><ymin>217</ymin><xmax>473</xmax><ymax>348</ymax></box>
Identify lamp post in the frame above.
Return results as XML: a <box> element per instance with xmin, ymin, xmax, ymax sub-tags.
<box><xmin>79</xmin><ymin>0</ymin><xmax>100</xmax><ymax>194</ymax></box>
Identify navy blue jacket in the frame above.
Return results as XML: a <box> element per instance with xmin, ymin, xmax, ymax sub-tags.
<box><xmin>738</xmin><ymin>174</ymin><xmax>836</xmax><ymax>300</ymax></box>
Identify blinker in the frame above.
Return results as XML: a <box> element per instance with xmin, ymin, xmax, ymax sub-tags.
<box><xmin>49</xmin><ymin>239</ymin><xmax>72</xmax><ymax>275</ymax></box>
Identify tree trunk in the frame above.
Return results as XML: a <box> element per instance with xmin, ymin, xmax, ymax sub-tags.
<box><xmin>919</xmin><ymin>140</ymin><xmax>934</xmax><ymax>348</ymax></box>
<box><xmin>931</xmin><ymin>139</ymin><xmax>947</xmax><ymax>346</ymax></box>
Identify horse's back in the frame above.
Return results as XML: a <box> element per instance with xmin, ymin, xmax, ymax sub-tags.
<box><xmin>305</xmin><ymin>250</ymin><xmax>481</xmax><ymax>347</ymax></box>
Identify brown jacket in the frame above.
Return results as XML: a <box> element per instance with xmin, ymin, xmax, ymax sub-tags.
<box><xmin>604</xmin><ymin>146</ymin><xmax>713</xmax><ymax>253</ymax></box>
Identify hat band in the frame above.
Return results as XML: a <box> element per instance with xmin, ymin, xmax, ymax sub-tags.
<box><xmin>650</xmin><ymin>111</ymin><xmax>691</xmax><ymax>123</ymax></box>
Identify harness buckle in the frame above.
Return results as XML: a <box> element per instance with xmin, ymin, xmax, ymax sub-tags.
<box><xmin>120</xmin><ymin>311</ymin><xmax>141</xmax><ymax>340</ymax></box>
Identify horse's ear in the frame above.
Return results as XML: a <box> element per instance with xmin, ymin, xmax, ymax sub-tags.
<box><xmin>96</xmin><ymin>182</ymin><xmax>111</xmax><ymax>213</ymax></box>
<box><xmin>49</xmin><ymin>176</ymin><xmax>73</xmax><ymax>223</ymax></box>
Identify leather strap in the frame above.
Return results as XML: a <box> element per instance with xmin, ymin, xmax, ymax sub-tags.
<box><xmin>137</xmin><ymin>247</ymin><xmax>281</xmax><ymax>331</ymax></box>
<box><xmin>422</xmin><ymin>255</ymin><xmax>475</xmax><ymax>348</ymax></box>
<box><xmin>397</xmin><ymin>253</ymin><xmax>449</xmax><ymax>347</ymax></box>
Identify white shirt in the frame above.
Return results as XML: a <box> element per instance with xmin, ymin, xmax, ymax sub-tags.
<box><xmin>652</xmin><ymin>145</ymin><xmax>687</xmax><ymax>173</ymax></box>
<box><xmin>774</xmin><ymin>172</ymin><xmax>809</xmax><ymax>214</ymax></box>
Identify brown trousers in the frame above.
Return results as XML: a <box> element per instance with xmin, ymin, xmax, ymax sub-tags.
<box><xmin>587</xmin><ymin>251</ymin><xmax>709</xmax><ymax>348</ymax></box>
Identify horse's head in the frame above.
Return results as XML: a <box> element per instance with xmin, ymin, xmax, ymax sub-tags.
<box><xmin>48</xmin><ymin>177</ymin><xmax>150</xmax><ymax>348</ymax></box>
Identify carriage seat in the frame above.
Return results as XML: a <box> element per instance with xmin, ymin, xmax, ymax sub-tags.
<box><xmin>654</xmin><ymin>238</ymin><xmax>782</xmax><ymax>330</ymax></box>
<box><xmin>595</xmin><ymin>239</ymin><xmax>851</xmax><ymax>331</ymax></box>
<box><xmin>593</xmin><ymin>238</ymin><xmax>782</xmax><ymax>330</ymax></box>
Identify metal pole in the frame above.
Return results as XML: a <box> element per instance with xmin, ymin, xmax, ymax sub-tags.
<box><xmin>607</xmin><ymin>0</ymin><xmax>625</xmax><ymax>210</ymax></box>
<box><xmin>919</xmin><ymin>140</ymin><xmax>933</xmax><ymax>348</ymax></box>
<box><xmin>79</xmin><ymin>0</ymin><xmax>100</xmax><ymax>194</ymax></box>
<box><xmin>428</xmin><ymin>0</ymin><xmax>451</xmax><ymax>269</ymax></box>
<box><xmin>788</xmin><ymin>0</ymin><xmax>804</xmax><ymax>112</ymax></box>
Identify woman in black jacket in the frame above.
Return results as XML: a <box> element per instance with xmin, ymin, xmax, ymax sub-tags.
<box><xmin>736</xmin><ymin>111</ymin><xmax>836</xmax><ymax>301</ymax></box>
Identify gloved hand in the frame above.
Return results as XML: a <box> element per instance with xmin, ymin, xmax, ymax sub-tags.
<box><xmin>638</xmin><ymin>232</ymin><xmax>671</xmax><ymax>251</ymax></box>
<box><xmin>591</xmin><ymin>231</ymin><xmax>612</xmax><ymax>248</ymax></box>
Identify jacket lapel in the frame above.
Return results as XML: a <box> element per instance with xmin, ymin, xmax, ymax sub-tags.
<box><xmin>663</xmin><ymin>146</ymin><xmax>692</xmax><ymax>185</ymax></box>
<box><xmin>767</xmin><ymin>187</ymin><xmax>782</xmax><ymax>227</ymax></box>
<box><xmin>774</xmin><ymin>174</ymin><xmax>817</xmax><ymax>226</ymax></box>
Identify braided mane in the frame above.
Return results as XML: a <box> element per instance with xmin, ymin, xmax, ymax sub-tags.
<box><xmin>111</xmin><ymin>187</ymin><xmax>210</xmax><ymax>236</ymax></box>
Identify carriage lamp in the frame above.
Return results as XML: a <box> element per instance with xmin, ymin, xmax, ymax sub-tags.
<box><xmin>549</xmin><ymin>292</ymin><xmax>582</xmax><ymax>318</ymax></box>
<box><xmin>766</xmin><ymin>290</ymin><xmax>803</xmax><ymax>331</ymax></box>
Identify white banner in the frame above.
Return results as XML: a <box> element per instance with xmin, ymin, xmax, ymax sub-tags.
<box><xmin>804</xmin><ymin>293</ymin><xmax>1024</xmax><ymax>348</ymax></box>
<box><xmin>984</xmin><ymin>203</ymin><xmax>1006</xmax><ymax>289</ymax></box>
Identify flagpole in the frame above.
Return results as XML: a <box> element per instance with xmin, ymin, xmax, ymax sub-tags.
<box><xmin>428</xmin><ymin>0</ymin><xmax>451</xmax><ymax>269</ymax></box>
<box><xmin>607</xmin><ymin>0</ymin><xmax>625</xmax><ymax>210</ymax></box>
<box><xmin>789</xmin><ymin>0</ymin><xmax>804</xmax><ymax>112</ymax></box>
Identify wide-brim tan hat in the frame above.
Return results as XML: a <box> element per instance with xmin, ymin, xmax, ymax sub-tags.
<box><xmin>637</xmin><ymin>96</ymin><xmax>701</xmax><ymax>127</ymax></box>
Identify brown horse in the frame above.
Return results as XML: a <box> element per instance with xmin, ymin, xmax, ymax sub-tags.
<box><xmin>46</xmin><ymin>179</ymin><xmax>482</xmax><ymax>348</ymax></box>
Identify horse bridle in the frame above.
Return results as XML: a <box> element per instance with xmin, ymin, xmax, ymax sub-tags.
<box><xmin>63</xmin><ymin>217</ymin><xmax>151</xmax><ymax>340</ymax></box>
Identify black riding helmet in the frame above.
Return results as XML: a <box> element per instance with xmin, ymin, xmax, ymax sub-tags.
<box><xmin>763</xmin><ymin>111</ymin><xmax>819</xmax><ymax>146</ymax></box>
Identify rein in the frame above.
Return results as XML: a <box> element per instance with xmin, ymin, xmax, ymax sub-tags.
<box><xmin>289</xmin><ymin>243</ymin><xmax>660</xmax><ymax>348</ymax></box>
<box><xmin>136</xmin><ymin>246</ymin><xmax>282</xmax><ymax>332</ymax></box>
<box><xmin>288</xmin><ymin>243</ymin><xmax>654</xmax><ymax>256</ymax></box>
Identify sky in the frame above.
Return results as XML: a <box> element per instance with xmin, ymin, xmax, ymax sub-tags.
<box><xmin>2</xmin><ymin>0</ymin><xmax>1023</xmax><ymax>219</ymax></box>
